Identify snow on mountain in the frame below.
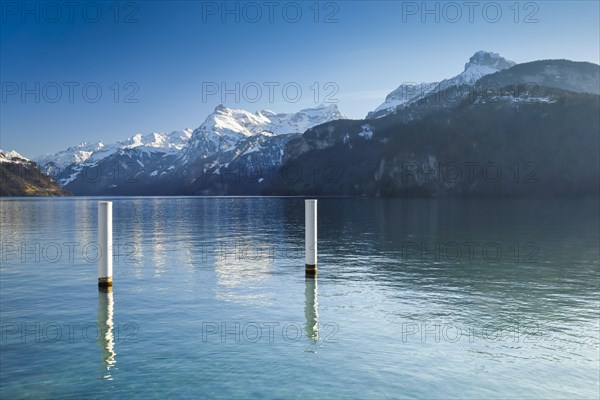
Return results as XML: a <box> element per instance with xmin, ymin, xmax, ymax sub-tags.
<box><xmin>0</xmin><ymin>149</ymin><xmax>71</xmax><ymax>196</ymax></box>
<box><xmin>180</xmin><ymin>105</ymin><xmax>272</xmax><ymax>162</ymax></box>
<box><xmin>180</xmin><ymin>103</ymin><xmax>346</xmax><ymax>163</ymax></box>
<box><xmin>36</xmin><ymin>103</ymin><xmax>347</xmax><ymax>193</ymax></box>
<box><xmin>35</xmin><ymin>129</ymin><xmax>193</xmax><ymax>177</ymax></box>
<box><xmin>369</xmin><ymin>82</ymin><xmax>439</xmax><ymax>117</ymax></box>
<box><xmin>473</xmin><ymin>94</ymin><xmax>557</xmax><ymax>104</ymax></box>
<box><xmin>445</xmin><ymin>50</ymin><xmax>516</xmax><ymax>85</ymax></box>
<box><xmin>35</xmin><ymin>141</ymin><xmax>106</xmax><ymax>173</ymax></box>
<box><xmin>119</xmin><ymin>130</ymin><xmax>192</xmax><ymax>154</ymax></box>
<box><xmin>260</xmin><ymin>104</ymin><xmax>346</xmax><ymax>134</ymax></box>
<box><xmin>368</xmin><ymin>51</ymin><xmax>516</xmax><ymax>119</ymax></box>
<box><xmin>0</xmin><ymin>149</ymin><xmax>29</xmax><ymax>164</ymax></box>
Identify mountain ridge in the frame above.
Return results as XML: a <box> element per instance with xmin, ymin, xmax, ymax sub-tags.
<box><xmin>367</xmin><ymin>50</ymin><xmax>517</xmax><ymax>119</ymax></box>
<box><xmin>26</xmin><ymin>52</ymin><xmax>600</xmax><ymax>197</ymax></box>
<box><xmin>268</xmin><ymin>58</ymin><xmax>599</xmax><ymax>196</ymax></box>
<box><xmin>37</xmin><ymin>104</ymin><xmax>346</xmax><ymax>195</ymax></box>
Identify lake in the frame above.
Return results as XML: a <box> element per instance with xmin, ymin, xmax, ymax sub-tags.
<box><xmin>1</xmin><ymin>197</ymin><xmax>598</xmax><ymax>398</ymax></box>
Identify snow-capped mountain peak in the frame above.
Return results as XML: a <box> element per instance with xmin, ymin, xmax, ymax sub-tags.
<box><xmin>0</xmin><ymin>149</ymin><xmax>29</xmax><ymax>164</ymax></box>
<box><xmin>34</xmin><ymin>129</ymin><xmax>194</xmax><ymax>179</ymax></box>
<box><xmin>35</xmin><ymin>141</ymin><xmax>104</xmax><ymax>172</ymax></box>
<box><xmin>181</xmin><ymin>103</ymin><xmax>347</xmax><ymax>162</ymax></box>
<box><xmin>466</xmin><ymin>50</ymin><xmax>516</xmax><ymax>71</ymax></box>
<box><xmin>455</xmin><ymin>50</ymin><xmax>516</xmax><ymax>85</ymax></box>
<box><xmin>367</xmin><ymin>51</ymin><xmax>517</xmax><ymax>119</ymax></box>
<box><xmin>258</xmin><ymin>109</ymin><xmax>277</xmax><ymax>118</ymax></box>
<box><xmin>209</xmin><ymin>104</ymin><xmax>273</xmax><ymax>137</ymax></box>
<box><xmin>121</xmin><ymin>129</ymin><xmax>193</xmax><ymax>152</ymax></box>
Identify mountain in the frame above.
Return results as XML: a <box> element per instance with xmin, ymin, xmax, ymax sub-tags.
<box><xmin>35</xmin><ymin>129</ymin><xmax>193</xmax><ymax>186</ymax></box>
<box><xmin>281</xmin><ymin>57</ymin><xmax>599</xmax><ymax>166</ymax></box>
<box><xmin>177</xmin><ymin>132</ymin><xmax>300</xmax><ymax>195</ymax></box>
<box><xmin>475</xmin><ymin>59</ymin><xmax>600</xmax><ymax>95</ymax></box>
<box><xmin>268</xmin><ymin>59</ymin><xmax>600</xmax><ymax>196</ymax></box>
<box><xmin>40</xmin><ymin>104</ymin><xmax>346</xmax><ymax>195</ymax></box>
<box><xmin>31</xmin><ymin>52</ymin><xmax>600</xmax><ymax>198</ymax></box>
<box><xmin>175</xmin><ymin>104</ymin><xmax>346</xmax><ymax>195</ymax></box>
<box><xmin>179</xmin><ymin>104</ymin><xmax>345</xmax><ymax>164</ymax></box>
<box><xmin>368</xmin><ymin>51</ymin><xmax>516</xmax><ymax>119</ymax></box>
<box><xmin>0</xmin><ymin>150</ymin><xmax>70</xmax><ymax>196</ymax></box>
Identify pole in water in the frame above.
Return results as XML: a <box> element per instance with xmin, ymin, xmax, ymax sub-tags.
<box><xmin>98</xmin><ymin>285</ymin><xmax>116</xmax><ymax>378</ymax></box>
<box><xmin>305</xmin><ymin>276</ymin><xmax>319</xmax><ymax>342</ymax></box>
<box><xmin>98</xmin><ymin>201</ymin><xmax>113</xmax><ymax>287</ymax></box>
<box><xmin>305</xmin><ymin>199</ymin><xmax>317</xmax><ymax>276</ymax></box>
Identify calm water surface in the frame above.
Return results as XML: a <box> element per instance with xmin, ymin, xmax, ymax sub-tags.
<box><xmin>1</xmin><ymin>197</ymin><xmax>599</xmax><ymax>399</ymax></box>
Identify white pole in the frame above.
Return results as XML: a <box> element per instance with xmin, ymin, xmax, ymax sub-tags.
<box><xmin>98</xmin><ymin>201</ymin><xmax>113</xmax><ymax>287</ymax></box>
<box><xmin>305</xmin><ymin>199</ymin><xmax>317</xmax><ymax>276</ymax></box>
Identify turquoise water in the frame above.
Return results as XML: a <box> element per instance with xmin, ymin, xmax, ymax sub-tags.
<box><xmin>1</xmin><ymin>197</ymin><xmax>599</xmax><ymax>399</ymax></box>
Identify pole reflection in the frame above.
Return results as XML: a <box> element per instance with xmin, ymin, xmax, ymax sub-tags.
<box><xmin>98</xmin><ymin>286</ymin><xmax>116</xmax><ymax>380</ymax></box>
<box><xmin>304</xmin><ymin>276</ymin><xmax>318</xmax><ymax>342</ymax></box>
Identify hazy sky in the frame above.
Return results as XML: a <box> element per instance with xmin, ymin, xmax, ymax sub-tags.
<box><xmin>1</xmin><ymin>0</ymin><xmax>599</xmax><ymax>158</ymax></box>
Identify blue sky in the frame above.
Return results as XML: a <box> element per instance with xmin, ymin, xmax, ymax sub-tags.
<box><xmin>1</xmin><ymin>0</ymin><xmax>599</xmax><ymax>158</ymax></box>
